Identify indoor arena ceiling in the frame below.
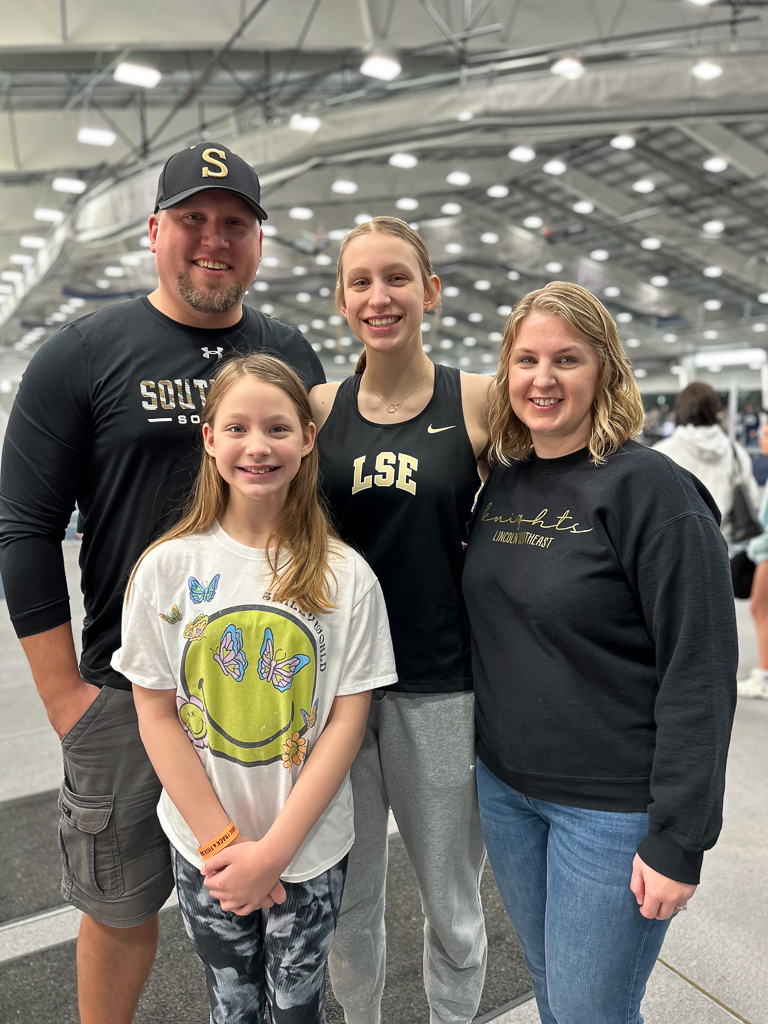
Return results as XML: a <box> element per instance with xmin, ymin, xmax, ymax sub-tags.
<box><xmin>3</xmin><ymin>0</ymin><xmax>768</xmax><ymax>385</ymax></box>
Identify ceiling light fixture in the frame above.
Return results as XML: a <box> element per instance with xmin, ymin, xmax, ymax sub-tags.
<box><xmin>703</xmin><ymin>299</ymin><xmax>722</xmax><ymax>311</ymax></box>
<box><xmin>573</xmin><ymin>200</ymin><xmax>594</xmax><ymax>214</ymax></box>
<box><xmin>703</xmin><ymin>329</ymin><xmax>719</xmax><ymax>340</ymax></box>
<box><xmin>34</xmin><ymin>208</ymin><xmax>64</xmax><ymax>223</ymax></box>
<box><xmin>457</xmin><ymin>110</ymin><xmax>474</xmax><ymax>122</ymax></box>
<box><xmin>634</xmin><ymin>368</ymin><xmax>648</xmax><ymax>377</ymax></box>
<box><xmin>632</xmin><ymin>179</ymin><xmax>655</xmax><ymax>193</ymax></box>
<box><xmin>103</xmin><ymin>266</ymin><xmax>125</xmax><ymax>277</ymax></box>
<box><xmin>468</xmin><ymin>312</ymin><xmax>484</xmax><ymax>323</ymax></box>
<box><xmin>389</xmin><ymin>152</ymin><xmax>418</xmax><ymax>169</ymax></box>
<box><xmin>610</xmin><ymin>134</ymin><xmax>636</xmax><ymax>150</ymax></box>
<box><xmin>692</xmin><ymin>61</ymin><xmax>723</xmax><ymax>81</ymax></box>
<box><xmin>354</xmin><ymin>213</ymin><xmax>373</xmax><ymax>224</ymax></box>
<box><xmin>77</xmin><ymin>127</ymin><xmax>116</xmax><ymax>147</ymax></box>
<box><xmin>497</xmin><ymin>305</ymin><xmax>513</xmax><ymax>316</ymax></box>
<box><xmin>289</xmin><ymin>113</ymin><xmax>322</xmax><ymax>132</ymax></box>
<box><xmin>441</xmin><ymin>202</ymin><xmax>462</xmax><ymax>216</ymax></box>
<box><xmin>543</xmin><ymin>159</ymin><xmax>567</xmax><ymax>175</ymax></box>
<box><xmin>641</xmin><ymin>237</ymin><xmax>662</xmax><ymax>250</ymax></box>
<box><xmin>487</xmin><ymin>185</ymin><xmax>509</xmax><ymax>198</ymax></box>
<box><xmin>695</xmin><ymin>348</ymin><xmax>766</xmax><ymax>368</ymax></box>
<box><xmin>508</xmin><ymin>145</ymin><xmax>536</xmax><ymax>162</ymax></box>
<box><xmin>703</xmin><ymin>220</ymin><xmax>724</xmax><ymax>234</ymax></box>
<box><xmin>752</xmin><ymin>323</ymin><xmax>768</xmax><ymax>332</ymax></box>
<box><xmin>758</xmin><ymin>292</ymin><xmax>768</xmax><ymax>304</ymax></box>
<box><xmin>481</xmin><ymin>232</ymin><xmax>499</xmax><ymax>244</ymax></box>
<box><xmin>20</xmin><ymin>236</ymin><xmax>45</xmax><ymax>249</ymax></box>
<box><xmin>395</xmin><ymin>197</ymin><xmax>419</xmax><ymax>211</ymax></box>
<box><xmin>443</xmin><ymin>286</ymin><xmax>460</xmax><ymax>297</ymax></box>
<box><xmin>650</xmin><ymin>275</ymin><xmax>669</xmax><ymax>287</ymax></box>
<box><xmin>551</xmin><ymin>57</ymin><xmax>585</xmax><ymax>79</ymax></box>
<box><xmin>626</xmin><ymin>338</ymin><xmax>641</xmax><ymax>348</ymax></box>
<box><xmin>292</xmin><ymin>266</ymin><xmax>307</xmax><ymax>276</ymax></box>
<box><xmin>474</xmin><ymin>280</ymin><xmax>492</xmax><ymax>291</ymax></box>
<box><xmin>360</xmin><ymin>53</ymin><xmax>402</xmax><ymax>81</ymax></box>
<box><xmin>703</xmin><ymin>265</ymin><xmax>723</xmax><ymax>277</ymax></box>
<box><xmin>663</xmin><ymin>333</ymin><xmax>677</xmax><ymax>343</ymax></box>
<box><xmin>508</xmin><ymin>270</ymin><xmax>520</xmax><ymax>281</ymax></box>
<box><xmin>703</xmin><ymin>156</ymin><xmax>728</xmax><ymax>173</ymax></box>
<box><xmin>590</xmin><ymin>249</ymin><xmax>609</xmax><ymax>261</ymax></box>
<box><xmin>10</xmin><ymin>254</ymin><xmax>33</xmax><ymax>265</ymax></box>
<box><xmin>616</xmin><ymin>311</ymin><xmax>633</xmax><ymax>323</ymax></box>
<box><xmin>1</xmin><ymin>271</ymin><xmax>23</xmax><ymax>283</ymax></box>
<box><xmin>262</xmin><ymin>224</ymin><xmax>278</xmax><ymax>237</ymax></box>
<box><xmin>331</xmin><ymin>180</ymin><xmax>358</xmax><ymax>195</ymax></box>
<box><xmin>315</xmin><ymin>253</ymin><xmax>333</xmax><ymax>266</ymax></box>
<box><xmin>296</xmin><ymin>292</ymin><xmax>311</xmax><ymax>303</ymax></box>
<box><xmin>446</xmin><ymin>170</ymin><xmax>471</xmax><ymax>186</ymax></box>
<box><xmin>442</xmin><ymin>316</ymin><xmax>457</xmax><ymax>326</ymax></box>
<box><xmin>545</xmin><ymin>261</ymin><xmax>563</xmax><ymax>273</ymax></box>
<box><xmin>113</xmin><ymin>62</ymin><xmax>161</xmax><ymax>88</ymax></box>
<box><xmin>95</xmin><ymin>279</ymin><xmax>110</xmax><ymax>289</ymax></box>
<box><xmin>604</xmin><ymin>286</ymin><xmax>621</xmax><ymax>298</ymax></box>
<box><xmin>523</xmin><ymin>215</ymin><xmax>543</xmax><ymax>229</ymax></box>
<box><xmin>289</xmin><ymin>207</ymin><xmax>314</xmax><ymax>220</ymax></box>
<box><xmin>53</xmin><ymin>177</ymin><xmax>87</xmax><ymax>194</ymax></box>
<box><xmin>445</xmin><ymin>242</ymin><xmax>463</xmax><ymax>254</ymax></box>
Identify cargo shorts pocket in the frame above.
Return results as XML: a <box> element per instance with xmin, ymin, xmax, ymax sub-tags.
<box><xmin>58</xmin><ymin>783</ymin><xmax>124</xmax><ymax>901</ymax></box>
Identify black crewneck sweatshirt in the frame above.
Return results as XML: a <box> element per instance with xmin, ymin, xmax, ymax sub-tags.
<box><xmin>0</xmin><ymin>297</ymin><xmax>324</xmax><ymax>690</ymax></box>
<box><xmin>463</xmin><ymin>441</ymin><xmax>737</xmax><ymax>883</ymax></box>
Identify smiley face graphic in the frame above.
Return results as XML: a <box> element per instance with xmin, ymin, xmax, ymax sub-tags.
<box><xmin>177</xmin><ymin>692</ymin><xmax>208</xmax><ymax>748</ymax></box>
<box><xmin>179</xmin><ymin>605</ymin><xmax>317</xmax><ymax>767</ymax></box>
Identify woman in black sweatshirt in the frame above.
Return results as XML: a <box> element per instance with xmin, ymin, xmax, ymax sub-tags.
<box><xmin>463</xmin><ymin>281</ymin><xmax>736</xmax><ymax>1024</ymax></box>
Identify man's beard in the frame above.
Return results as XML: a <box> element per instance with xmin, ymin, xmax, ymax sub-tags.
<box><xmin>176</xmin><ymin>272</ymin><xmax>244</xmax><ymax>315</ymax></box>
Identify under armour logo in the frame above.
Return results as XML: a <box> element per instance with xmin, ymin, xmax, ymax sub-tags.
<box><xmin>202</xmin><ymin>347</ymin><xmax>224</xmax><ymax>360</ymax></box>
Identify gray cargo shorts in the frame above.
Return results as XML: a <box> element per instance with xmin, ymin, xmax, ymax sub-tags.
<box><xmin>59</xmin><ymin>685</ymin><xmax>174</xmax><ymax>927</ymax></box>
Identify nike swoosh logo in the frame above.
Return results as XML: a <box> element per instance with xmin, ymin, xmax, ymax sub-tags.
<box><xmin>427</xmin><ymin>424</ymin><xmax>456</xmax><ymax>434</ymax></box>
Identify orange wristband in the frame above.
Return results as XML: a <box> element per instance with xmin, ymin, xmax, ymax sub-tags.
<box><xmin>198</xmin><ymin>823</ymin><xmax>239</xmax><ymax>860</ymax></box>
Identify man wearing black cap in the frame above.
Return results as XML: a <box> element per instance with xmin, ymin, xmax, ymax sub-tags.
<box><xmin>0</xmin><ymin>142</ymin><xmax>324</xmax><ymax>1023</ymax></box>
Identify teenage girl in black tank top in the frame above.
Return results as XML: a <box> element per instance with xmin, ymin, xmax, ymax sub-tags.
<box><xmin>311</xmin><ymin>218</ymin><xmax>490</xmax><ymax>1024</ymax></box>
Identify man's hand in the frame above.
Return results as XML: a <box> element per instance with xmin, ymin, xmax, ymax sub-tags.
<box><xmin>630</xmin><ymin>854</ymin><xmax>697</xmax><ymax>921</ymax></box>
<box><xmin>201</xmin><ymin>836</ymin><xmax>287</xmax><ymax>915</ymax></box>
<box><xmin>48</xmin><ymin>678</ymin><xmax>101</xmax><ymax>741</ymax></box>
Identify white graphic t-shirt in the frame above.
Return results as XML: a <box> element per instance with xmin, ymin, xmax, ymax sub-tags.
<box><xmin>112</xmin><ymin>522</ymin><xmax>397</xmax><ymax>881</ymax></box>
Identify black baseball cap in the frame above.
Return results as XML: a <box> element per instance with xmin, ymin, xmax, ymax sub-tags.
<box><xmin>155</xmin><ymin>142</ymin><xmax>268</xmax><ymax>220</ymax></box>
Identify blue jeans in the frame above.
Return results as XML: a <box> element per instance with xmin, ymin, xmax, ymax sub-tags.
<box><xmin>477</xmin><ymin>759</ymin><xmax>671</xmax><ymax>1024</ymax></box>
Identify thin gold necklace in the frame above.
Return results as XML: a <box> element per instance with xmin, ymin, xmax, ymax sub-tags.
<box><xmin>363</xmin><ymin>369</ymin><xmax>428</xmax><ymax>414</ymax></box>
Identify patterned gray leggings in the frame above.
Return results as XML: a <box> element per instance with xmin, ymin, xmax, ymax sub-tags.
<box><xmin>171</xmin><ymin>845</ymin><xmax>347</xmax><ymax>1023</ymax></box>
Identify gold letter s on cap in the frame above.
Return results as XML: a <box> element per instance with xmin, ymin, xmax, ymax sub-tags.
<box><xmin>201</xmin><ymin>148</ymin><xmax>228</xmax><ymax>178</ymax></box>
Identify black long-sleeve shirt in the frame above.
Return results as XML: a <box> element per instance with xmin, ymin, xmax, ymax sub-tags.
<box><xmin>463</xmin><ymin>441</ymin><xmax>737</xmax><ymax>884</ymax></box>
<box><xmin>0</xmin><ymin>297</ymin><xmax>324</xmax><ymax>690</ymax></box>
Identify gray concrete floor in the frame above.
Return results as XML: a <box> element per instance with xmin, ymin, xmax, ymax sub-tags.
<box><xmin>1</xmin><ymin>542</ymin><xmax>766</xmax><ymax>1022</ymax></box>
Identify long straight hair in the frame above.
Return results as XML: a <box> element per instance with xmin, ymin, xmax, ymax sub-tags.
<box><xmin>335</xmin><ymin>216</ymin><xmax>439</xmax><ymax>374</ymax></box>
<box><xmin>131</xmin><ymin>354</ymin><xmax>337</xmax><ymax>615</ymax></box>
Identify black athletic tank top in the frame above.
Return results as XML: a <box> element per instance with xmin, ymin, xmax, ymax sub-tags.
<box><xmin>318</xmin><ymin>364</ymin><xmax>479</xmax><ymax>693</ymax></box>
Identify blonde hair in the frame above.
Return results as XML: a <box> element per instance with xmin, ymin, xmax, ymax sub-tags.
<box><xmin>131</xmin><ymin>354</ymin><xmax>337</xmax><ymax>615</ymax></box>
<box><xmin>335</xmin><ymin>216</ymin><xmax>439</xmax><ymax>374</ymax></box>
<box><xmin>487</xmin><ymin>281</ymin><xmax>645</xmax><ymax>466</ymax></box>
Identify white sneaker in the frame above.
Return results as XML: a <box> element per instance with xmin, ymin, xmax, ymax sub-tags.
<box><xmin>736</xmin><ymin>668</ymin><xmax>768</xmax><ymax>699</ymax></box>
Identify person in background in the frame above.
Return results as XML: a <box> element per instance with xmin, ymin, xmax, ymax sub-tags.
<box><xmin>739</xmin><ymin>421</ymin><xmax>768</xmax><ymax>699</ymax></box>
<box><xmin>312</xmin><ymin>217</ymin><xmax>490</xmax><ymax>1024</ymax></box>
<box><xmin>463</xmin><ymin>281</ymin><xmax>737</xmax><ymax>1024</ymax></box>
<box><xmin>653</xmin><ymin>382</ymin><xmax>759</xmax><ymax>536</ymax></box>
<box><xmin>0</xmin><ymin>143</ymin><xmax>324</xmax><ymax>1024</ymax></box>
<box><xmin>115</xmin><ymin>354</ymin><xmax>396</xmax><ymax>1022</ymax></box>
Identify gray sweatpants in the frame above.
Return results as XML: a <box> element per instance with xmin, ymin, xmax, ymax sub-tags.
<box><xmin>328</xmin><ymin>690</ymin><xmax>487</xmax><ymax>1024</ymax></box>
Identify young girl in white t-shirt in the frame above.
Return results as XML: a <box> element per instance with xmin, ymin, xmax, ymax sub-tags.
<box><xmin>113</xmin><ymin>354</ymin><xmax>396</xmax><ymax>1024</ymax></box>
